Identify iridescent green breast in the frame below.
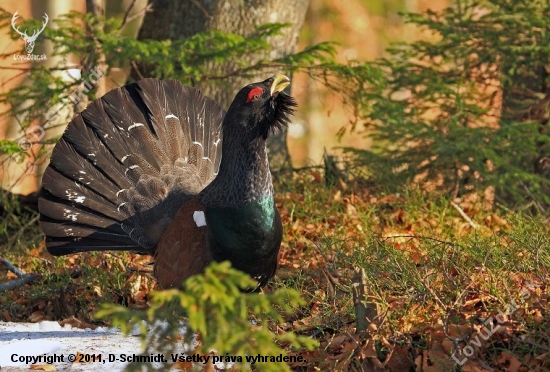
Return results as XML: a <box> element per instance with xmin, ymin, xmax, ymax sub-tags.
<box><xmin>204</xmin><ymin>196</ymin><xmax>282</xmax><ymax>284</ymax></box>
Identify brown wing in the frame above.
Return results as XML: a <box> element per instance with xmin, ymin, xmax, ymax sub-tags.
<box><xmin>153</xmin><ymin>198</ymin><xmax>210</xmax><ymax>289</ymax></box>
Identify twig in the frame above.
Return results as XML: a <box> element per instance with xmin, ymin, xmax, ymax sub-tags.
<box><xmin>0</xmin><ymin>274</ymin><xmax>42</xmax><ymax>292</ymax></box>
<box><xmin>190</xmin><ymin>0</ymin><xmax>212</xmax><ymax>19</ymax></box>
<box><xmin>452</xmin><ymin>161</ymin><xmax>460</xmax><ymax>199</ymax></box>
<box><xmin>0</xmin><ymin>66</ymin><xmax>32</xmax><ymax>70</ymax></box>
<box><xmin>381</xmin><ymin>234</ymin><xmax>458</xmax><ymax>247</ymax></box>
<box><xmin>321</xmin><ymin>268</ymin><xmax>351</xmax><ymax>294</ymax></box>
<box><xmin>8</xmin><ymin>214</ymin><xmax>40</xmax><ymax>242</ymax></box>
<box><xmin>443</xmin><ymin>312</ymin><xmax>473</xmax><ymax>370</ymax></box>
<box><xmin>0</xmin><ymin>258</ymin><xmax>43</xmax><ymax>292</ymax></box>
<box><xmin>502</xmin><ymin>332</ymin><xmax>550</xmax><ymax>352</ymax></box>
<box><xmin>0</xmin><ymin>69</ymin><xmax>29</xmax><ymax>87</ymax></box>
<box><xmin>118</xmin><ymin>0</ymin><xmax>155</xmax><ymax>30</ymax></box>
<box><xmin>127</xmin><ymin>266</ymin><xmax>153</xmax><ymax>273</ymax></box>
<box><xmin>2</xmin><ymin>162</ymin><xmax>35</xmax><ymax>198</ymax></box>
<box><xmin>450</xmin><ymin>201</ymin><xmax>477</xmax><ymax>229</ymax></box>
<box><xmin>422</xmin><ymin>271</ymin><xmax>448</xmax><ymax>311</ymax></box>
<box><xmin>377</xmin><ymin>337</ymin><xmax>396</xmax><ymax>369</ymax></box>
<box><xmin>131</xmin><ymin>60</ymin><xmax>145</xmax><ymax>80</ymax></box>
<box><xmin>0</xmin><ymin>257</ymin><xmax>24</xmax><ymax>277</ymax></box>
<box><xmin>119</xmin><ymin>0</ymin><xmax>138</xmax><ymax>29</ymax></box>
<box><xmin>519</xmin><ymin>181</ymin><xmax>546</xmax><ymax>214</ymax></box>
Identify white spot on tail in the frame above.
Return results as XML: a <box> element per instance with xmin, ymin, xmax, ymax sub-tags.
<box><xmin>121</xmin><ymin>155</ymin><xmax>129</xmax><ymax>162</ymax></box>
<box><xmin>128</xmin><ymin>123</ymin><xmax>144</xmax><ymax>130</ymax></box>
<box><xmin>65</xmin><ymin>190</ymin><xmax>86</xmax><ymax>204</ymax></box>
<box><xmin>192</xmin><ymin>141</ymin><xmax>203</xmax><ymax>148</ymax></box>
<box><xmin>125</xmin><ymin>165</ymin><xmax>139</xmax><ymax>175</ymax></box>
<box><xmin>117</xmin><ymin>202</ymin><xmax>127</xmax><ymax>212</ymax></box>
<box><xmin>166</xmin><ymin>114</ymin><xmax>178</xmax><ymax>120</ymax></box>
<box><xmin>116</xmin><ymin>189</ymin><xmax>127</xmax><ymax>197</ymax></box>
<box><xmin>193</xmin><ymin>211</ymin><xmax>206</xmax><ymax>227</ymax></box>
<box><xmin>63</xmin><ymin>209</ymin><xmax>79</xmax><ymax>222</ymax></box>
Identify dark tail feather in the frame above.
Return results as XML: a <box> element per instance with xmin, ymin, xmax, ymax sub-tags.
<box><xmin>39</xmin><ymin>197</ymin><xmax>122</xmax><ymax>231</ymax></box>
<box><xmin>45</xmin><ymin>236</ymin><xmax>142</xmax><ymax>253</ymax></box>
<box><xmin>48</xmin><ymin>140</ymin><xmax>124</xmax><ymax>204</ymax></box>
<box><xmin>41</xmin><ymin>167</ymin><xmax>124</xmax><ymax>221</ymax></box>
<box><xmin>63</xmin><ymin>115</ymin><xmax>132</xmax><ymax>189</ymax></box>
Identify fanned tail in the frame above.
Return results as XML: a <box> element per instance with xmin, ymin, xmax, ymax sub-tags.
<box><xmin>39</xmin><ymin>78</ymin><xmax>225</xmax><ymax>255</ymax></box>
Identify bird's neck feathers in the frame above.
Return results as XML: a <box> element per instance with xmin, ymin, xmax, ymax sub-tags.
<box><xmin>200</xmin><ymin>134</ymin><xmax>273</xmax><ymax>208</ymax></box>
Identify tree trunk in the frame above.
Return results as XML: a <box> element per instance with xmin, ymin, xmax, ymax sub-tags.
<box><xmin>133</xmin><ymin>0</ymin><xmax>310</xmax><ymax>167</ymax></box>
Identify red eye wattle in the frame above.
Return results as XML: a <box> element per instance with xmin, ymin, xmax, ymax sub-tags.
<box><xmin>246</xmin><ymin>87</ymin><xmax>263</xmax><ymax>103</ymax></box>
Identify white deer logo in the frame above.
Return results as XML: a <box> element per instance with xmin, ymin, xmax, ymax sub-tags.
<box><xmin>11</xmin><ymin>11</ymin><xmax>49</xmax><ymax>54</ymax></box>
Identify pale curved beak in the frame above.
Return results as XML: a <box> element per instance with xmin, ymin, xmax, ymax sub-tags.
<box><xmin>270</xmin><ymin>74</ymin><xmax>290</xmax><ymax>96</ymax></box>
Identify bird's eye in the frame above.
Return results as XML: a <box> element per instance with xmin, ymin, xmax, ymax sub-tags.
<box><xmin>246</xmin><ymin>87</ymin><xmax>263</xmax><ymax>103</ymax></box>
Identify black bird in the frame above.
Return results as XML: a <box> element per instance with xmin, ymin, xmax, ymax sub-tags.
<box><xmin>38</xmin><ymin>75</ymin><xmax>296</xmax><ymax>288</ymax></box>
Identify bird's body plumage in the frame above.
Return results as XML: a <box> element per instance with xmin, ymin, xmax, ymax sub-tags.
<box><xmin>39</xmin><ymin>76</ymin><xmax>296</xmax><ymax>288</ymax></box>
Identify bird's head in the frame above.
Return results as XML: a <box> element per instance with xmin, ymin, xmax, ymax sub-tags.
<box><xmin>224</xmin><ymin>74</ymin><xmax>297</xmax><ymax>140</ymax></box>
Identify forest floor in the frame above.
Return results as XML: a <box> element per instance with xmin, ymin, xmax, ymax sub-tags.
<box><xmin>1</xmin><ymin>170</ymin><xmax>549</xmax><ymax>371</ymax></box>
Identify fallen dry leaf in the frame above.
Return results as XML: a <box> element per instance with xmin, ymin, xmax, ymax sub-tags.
<box><xmin>385</xmin><ymin>345</ymin><xmax>413</xmax><ymax>371</ymax></box>
<box><xmin>6</xmin><ymin>271</ymin><xmax>18</xmax><ymax>280</ymax></box>
<box><xmin>72</xmin><ymin>352</ymin><xmax>89</xmax><ymax>364</ymax></box>
<box><xmin>533</xmin><ymin>309</ymin><xmax>544</xmax><ymax>323</ymax></box>
<box><xmin>30</xmin><ymin>365</ymin><xmax>56</xmax><ymax>371</ymax></box>
<box><xmin>309</xmin><ymin>171</ymin><xmax>322</xmax><ymax>183</ymax></box>
<box><xmin>328</xmin><ymin>335</ymin><xmax>349</xmax><ymax>351</ymax></box>
<box><xmin>497</xmin><ymin>351</ymin><xmax>523</xmax><ymax>372</ymax></box>
<box><xmin>92</xmin><ymin>285</ymin><xmax>102</xmax><ymax>297</ymax></box>
<box><xmin>2</xmin><ymin>310</ymin><xmax>12</xmax><ymax>322</ymax></box>
<box><xmin>357</xmin><ymin>338</ymin><xmax>377</xmax><ymax>360</ymax></box>
<box><xmin>461</xmin><ymin>361</ymin><xmax>493</xmax><ymax>372</ymax></box>
<box><xmin>28</xmin><ymin>311</ymin><xmax>46</xmax><ymax>323</ymax></box>
<box><xmin>58</xmin><ymin>316</ymin><xmax>95</xmax><ymax>330</ymax></box>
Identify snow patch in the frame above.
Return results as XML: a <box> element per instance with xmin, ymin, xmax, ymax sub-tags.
<box><xmin>0</xmin><ymin>339</ymin><xmax>63</xmax><ymax>366</ymax></box>
<box><xmin>0</xmin><ymin>321</ymin><xmax>193</xmax><ymax>371</ymax></box>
